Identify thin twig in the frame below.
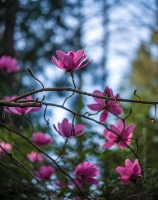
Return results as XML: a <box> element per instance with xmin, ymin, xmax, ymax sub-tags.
<box><xmin>27</xmin><ymin>67</ymin><xmax>44</xmax><ymax>88</ymax></box>
<box><xmin>62</xmin><ymin>71</ymin><xmax>76</xmax><ymax>106</ymax></box>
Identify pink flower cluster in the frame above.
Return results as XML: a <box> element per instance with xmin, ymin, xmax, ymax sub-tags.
<box><xmin>0</xmin><ymin>142</ymin><xmax>12</xmax><ymax>158</ymax></box>
<box><xmin>103</xmin><ymin>119</ymin><xmax>135</xmax><ymax>149</ymax></box>
<box><xmin>52</xmin><ymin>49</ymin><xmax>92</xmax><ymax>71</ymax></box>
<box><xmin>74</xmin><ymin>162</ymin><xmax>100</xmax><ymax>186</ymax></box>
<box><xmin>88</xmin><ymin>87</ymin><xmax>122</xmax><ymax>122</ymax></box>
<box><xmin>26</xmin><ymin>132</ymin><xmax>54</xmax><ymax>180</ymax></box>
<box><xmin>116</xmin><ymin>159</ymin><xmax>141</xmax><ymax>184</ymax></box>
<box><xmin>27</xmin><ymin>151</ymin><xmax>44</xmax><ymax>163</ymax></box>
<box><xmin>53</xmin><ymin>118</ymin><xmax>85</xmax><ymax>138</ymax></box>
<box><xmin>32</xmin><ymin>132</ymin><xmax>53</xmax><ymax>146</ymax></box>
<box><xmin>4</xmin><ymin>95</ymin><xmax>40</xmax><ymax>115</ymax></box>
<box><xmin>0</xmin><ymin>55</ymin><xmax>19</xmax><ymax>73</ymax></box>
<box><xmin>1</xmin><ymin>49</ymin><xmax>141</xmax><ymax>187</ymax></box>
<box><xmin>35</xmin><ymin>165</ymin><xmax>55</xmax><ymax>181</ymax></box>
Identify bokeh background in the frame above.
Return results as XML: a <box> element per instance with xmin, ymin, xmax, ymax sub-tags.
<box><xmin>0</xmin><ymin>0</ymin><xmax>158</xmax><ymax>199</ymax></box>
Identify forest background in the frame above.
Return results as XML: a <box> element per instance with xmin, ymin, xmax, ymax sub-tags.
<box><xmin>0</xmin><ymin>0</ymin><xmax>158</xmax><ymax>199</ymax></box>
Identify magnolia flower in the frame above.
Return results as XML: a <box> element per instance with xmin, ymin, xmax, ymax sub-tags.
<box><xmin>74</xmin><ymin>197</ymin><xmax>81</xmax><ymax>200</ymax></box>
<box><xmin>27</xmin><ymin>151</ymin><xmax>44</xmax><ymax>163</ymax></box>
<box><xmin>0</xmin><ymin>142</ymin><xmax>12</xmax><ymax>158</ymax></box>
<box><xmin>116</xmin><ymin>159</ymin><xmax>142</xmax><ymax>184</ymax></box>
<box><xmin>35</xmin><ymin>165</ymin><xmax>55</xmax><ymax>181</ymax></box>
<box><xmin>4</xmin><ymin>95</ymin><xmax>40</xmax><ymax>115</ymax></box>
<box><xmin>88</xmin><ymin>86</ymin><xmax>122</xmax><ymax>122</ymax></box>
<box><xmin>0</xmin><ymin>55</ymin><xmax>19</xmax><ymax>73</ymax></box>
<box><xmin>74</xmin><ymin>162</ymin><xmax>100</xmax><ymax>186</ymax></box>
<box><xmin>53</xmin><ymin>118</ymin><xmax>85</xmax><ymax>138</ymax></box>
<box><xmin>32</xmin><ymin>132</ymin><xmax>53</xmax><ymax>146</ymax></box>
<box><xmin>52</xmin><ymin>49</ymin><xmax>92</xmax><ymax>71</ymax></box>
<box><xmin>103</xmin><ymin>119</ymin><xmax>135</xmax><ymax>149</ymax></box>
<box><xmin>55</xmin><ymin>180</ymin><xmax>66</xmax><ymax>188</ymax></box>
<box><xmin>73</xmin><ymin>197</ymin><xmax>88</xmax><ymax>200</ymax></box>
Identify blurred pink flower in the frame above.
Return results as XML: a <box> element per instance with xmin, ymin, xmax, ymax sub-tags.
<box><xmin>0</xmin><ymin>142</ymin><xmax>12</xmax><ymax>158</ymax></box>
<box><xmin>0</xmin><ymin>55</ymin><xmax>19</xmax><ymax>73</ymax></box>
<box><xmin>52</xmin><ymin>49</ymin><xmax>92</xmax><ymax>71</ymax></box>
<box><xmin>32</xmin><ymin>132</ymin><xmax>53</xmax><ymax>146</ymax></box>
<box><xmin>55</xmin><ymin>180</ymin><xmax>66</xmax><ymax>188</ymax></box>
<box><xmin>88</xmin><ymin>86</ymin><xmax>122</xmax><ymax>122</ymax></box>
<box><xmin>4</xmin><ymin>95</ymin><xmax>40</xmax><ymax>115</ymax></box>
<box><xmin>103</xmin><ymin>119</ymin><xmax>135</xmax><ymax>149</ymax></box>
<box><xmin>27</xmin><ymin>151</ymin><xmax>44</xmax><ymax>163</ymax></box>
<box><xmin>116</xmin><ymin>159</ymin><xmax>142</xmax><ymax>185</ymax></box>
<box><xmin>35</xmin><ymin>165</ymin><xmax>55</xmax><ymax>181</ymax></box>
<box><xmin>73</xmin><ymin>197</ymin><xmax>88</xmax><ymax>200</ymax></box>
<box><xmin>53</xmin><ymin>118</ymin><xmax>85</xmax><ymax>138</ymax></box>
<box><xmin>74</xmin><ymin>162</ymin><xmax>100</xmax><ymax>186</ymax></box>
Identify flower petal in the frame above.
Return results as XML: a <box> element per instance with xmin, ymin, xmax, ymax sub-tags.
<box><xmin>102</xmin><ymin>141</ymin><xmax>116</xmax><ymax>149</ymax></box>
<box><xmin>52</xmin><ymin>56</ymin><xmax>63</xmax><ymax>68</ymax></box>
<box><xmin>93</xmin><ymin>90</ymin><xmax>104</xmax><ymax>104</ymax></box>
<box><xmin>56</xmin><ymin>50</ymin><xmax>66</xmax><ymax>61</ymax></box>
<box><xmin>100</xmin><ymin>110</ymin><xmax>108</xmax><ymax>122</ymax></box>
<box><xmin>88</xmin><ymin>103</ymin><xmax>103</xmax><ymax>111</ymax></box>
<box><xmin>85</xmin><ymin>178</ymin><xmax>99</xmax><ymax>185</ymax></box>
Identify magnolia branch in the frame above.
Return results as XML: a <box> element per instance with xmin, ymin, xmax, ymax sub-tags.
<box><xmin>0</xmin><ymin>88</ymin><xmax>158</xmax><ymax>108</ymax></box>
<box><xmin>41</xmin><ymin>101</ymin><xmax>144</xmax><ymax>177</ymax></box>
<box><xmin>7</xmin><ymin>87</ymin><xmax>158</xmax><ymax>105</ymax></box>
<box><xmin>0</xmin><ymin>122</ymin><xmax>91</xmax><ymax>200</ymax></box>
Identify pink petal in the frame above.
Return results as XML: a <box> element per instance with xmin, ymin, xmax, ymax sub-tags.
<box><xmin>102</xmin><ymin>141</ymin><xmax>116</xmax><ymax>148</ymax></box>
<box><xmin>74</xmin><ymin>124</ymin><xmax>85</xmax><ymax>136</ymax></box>
<box><xmin>125</xmin><ymin>159</ymin><xmax>134</xmax><ymax>169</ymax></box>
<box><xmin>88</xmin><ymin>103</ymin><xmax>103</xmax><ymax>111</ymax></box>
<box><xmin>117</xmin><ymin>119</ymin><xmax>124</xmax><ymax>133</ymax></box>
<box><xmin>63</xmin><ymin>55</ymin><xmax>74</xmax><ymax>70</ymax></box>
<box><xmin>53</xmin><ymin>124</ymin><xmax>61</xmax><ymax>135</ymax></box>
<box><xmin>74</xmin><ymin>49</ymin><xmax>84</xmax><ymax>61</ymax></box>
<box><xmin>103</xmin><ymin>129</ymin><xmax>117</xmax><ymax>141</ymax></box>
<box><xmin>109</xmin><ymin>105</ymin><xmax>122</xmax><ymax>115</ymax></box>
<box><xmin>85</xmin><ymin>178</ymin><xmax>99</xmax><ymax>185</ymax></box>
<box><xmin>100</xmin><ymin>110</ymin><xmax>108</xmax><ymax>122</ymax></box>
<box><xmin>52</xmin><ymin>56</ymin><xmax>63</xmax><ymax>68</ymax></box>
<box><xmin>120</xmin><ymin>176</ymin><xmax>131</xmax><ymax>185</ymax></box>
<box><xmin>76</xmin><ymin>59</ymin><xmax>93</xmax><ymax>70</ymax></box>
<box><xmin>67</xmin><ymin>51</ymin><xmax>75</xmax><ymax>58</ymax></box>
<box><xmin>74</xmin><ymin>55</ymin><xmax>87</xmax><ymax>68</ymax></box>
<box><xmin>116</xmin><ymin>166</ymin><xmax>131</xmax><ymax>177</ymax></box>
<box><xmin>119</xmin><ymin>141</ymin><xmax>129</xmax><ymax>149</ymax></box>
<box><xmin>56</xmin><ymin>50</ymin><xmax>66</xmax><ymax>61</ymax></box>
<box><xmin>124</xmin><ymin>124</ymin><xmax>135</xmax><ymax>137</ymax></box>
<box><xmin>110</xmin><ymin>124</ymin><xmax>120</xmax><ymax>135</ymax></box>
<box><xmin>93</xmin><ymin>90</ymin><xmax>104</xmax><ymax>104</ymax></box>
<box><xmin>104</xmin><ymin>86</ymin><xmax>113</xmax><ymax>97</ymax></box>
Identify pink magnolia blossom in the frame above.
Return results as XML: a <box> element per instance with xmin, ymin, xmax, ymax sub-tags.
<box><xmin>55</xmin><ymin>180</ymin><xmax>66</xmax><ymax>188</ymax></box>
<box><xmin>27</xmin><ymin>151</ymin><xmax>44</xmax><ymax>163</ymax></box>
<box><xmin>53</xmin><ymin>118</ymin><xmax>85</xmax><ymax>138</ymax></box>
<box><xmin>35</xmin><ymin>165</ymin><xmax>55</xmax><ymax>181</ymax></box>
<box><xmin>0</xmin><ymin>142</ymin><xmax>12</xmax><ymax>158</ymax></box>
<box><xmin>32</xmin><ymin>132</ymin><xmax>53</xmax><ymax>146</ymax></box>
<box><xmin>103</xmin><ymin>119</ymin><xmax>135</xmax><ymax>149</ymax></box>
<box><xmin>74</xmin><ymin>197</ymin><xmax>81</xmax><ymax>200</ymax></box>
<box><xmin>0</xmin><ymin>55</ymin><xmax>19</xmax><ymax>73</ymax></box>
<box><xmin>52</xmin><ymin>49</ymin><xmax>92</xmax><ymax>71</ymax></box>
<box><xmin>88</xmin><ymin>86</ymin><xmax>122</xmax><ymax>122</ymax></box>
<box><xmin>74</xmin><ymin>162</ymin><xmax>100</xmax><ymax>186</ymax></box>
<box><xmin>116</xmin><ymin>159</ymin><xmax>142</xmax><ymax>184</ymax></box>
<box><xmin>4</xmin><ymin>95</ymin><xmax>40</xmax><ymax>115</ymax></box>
